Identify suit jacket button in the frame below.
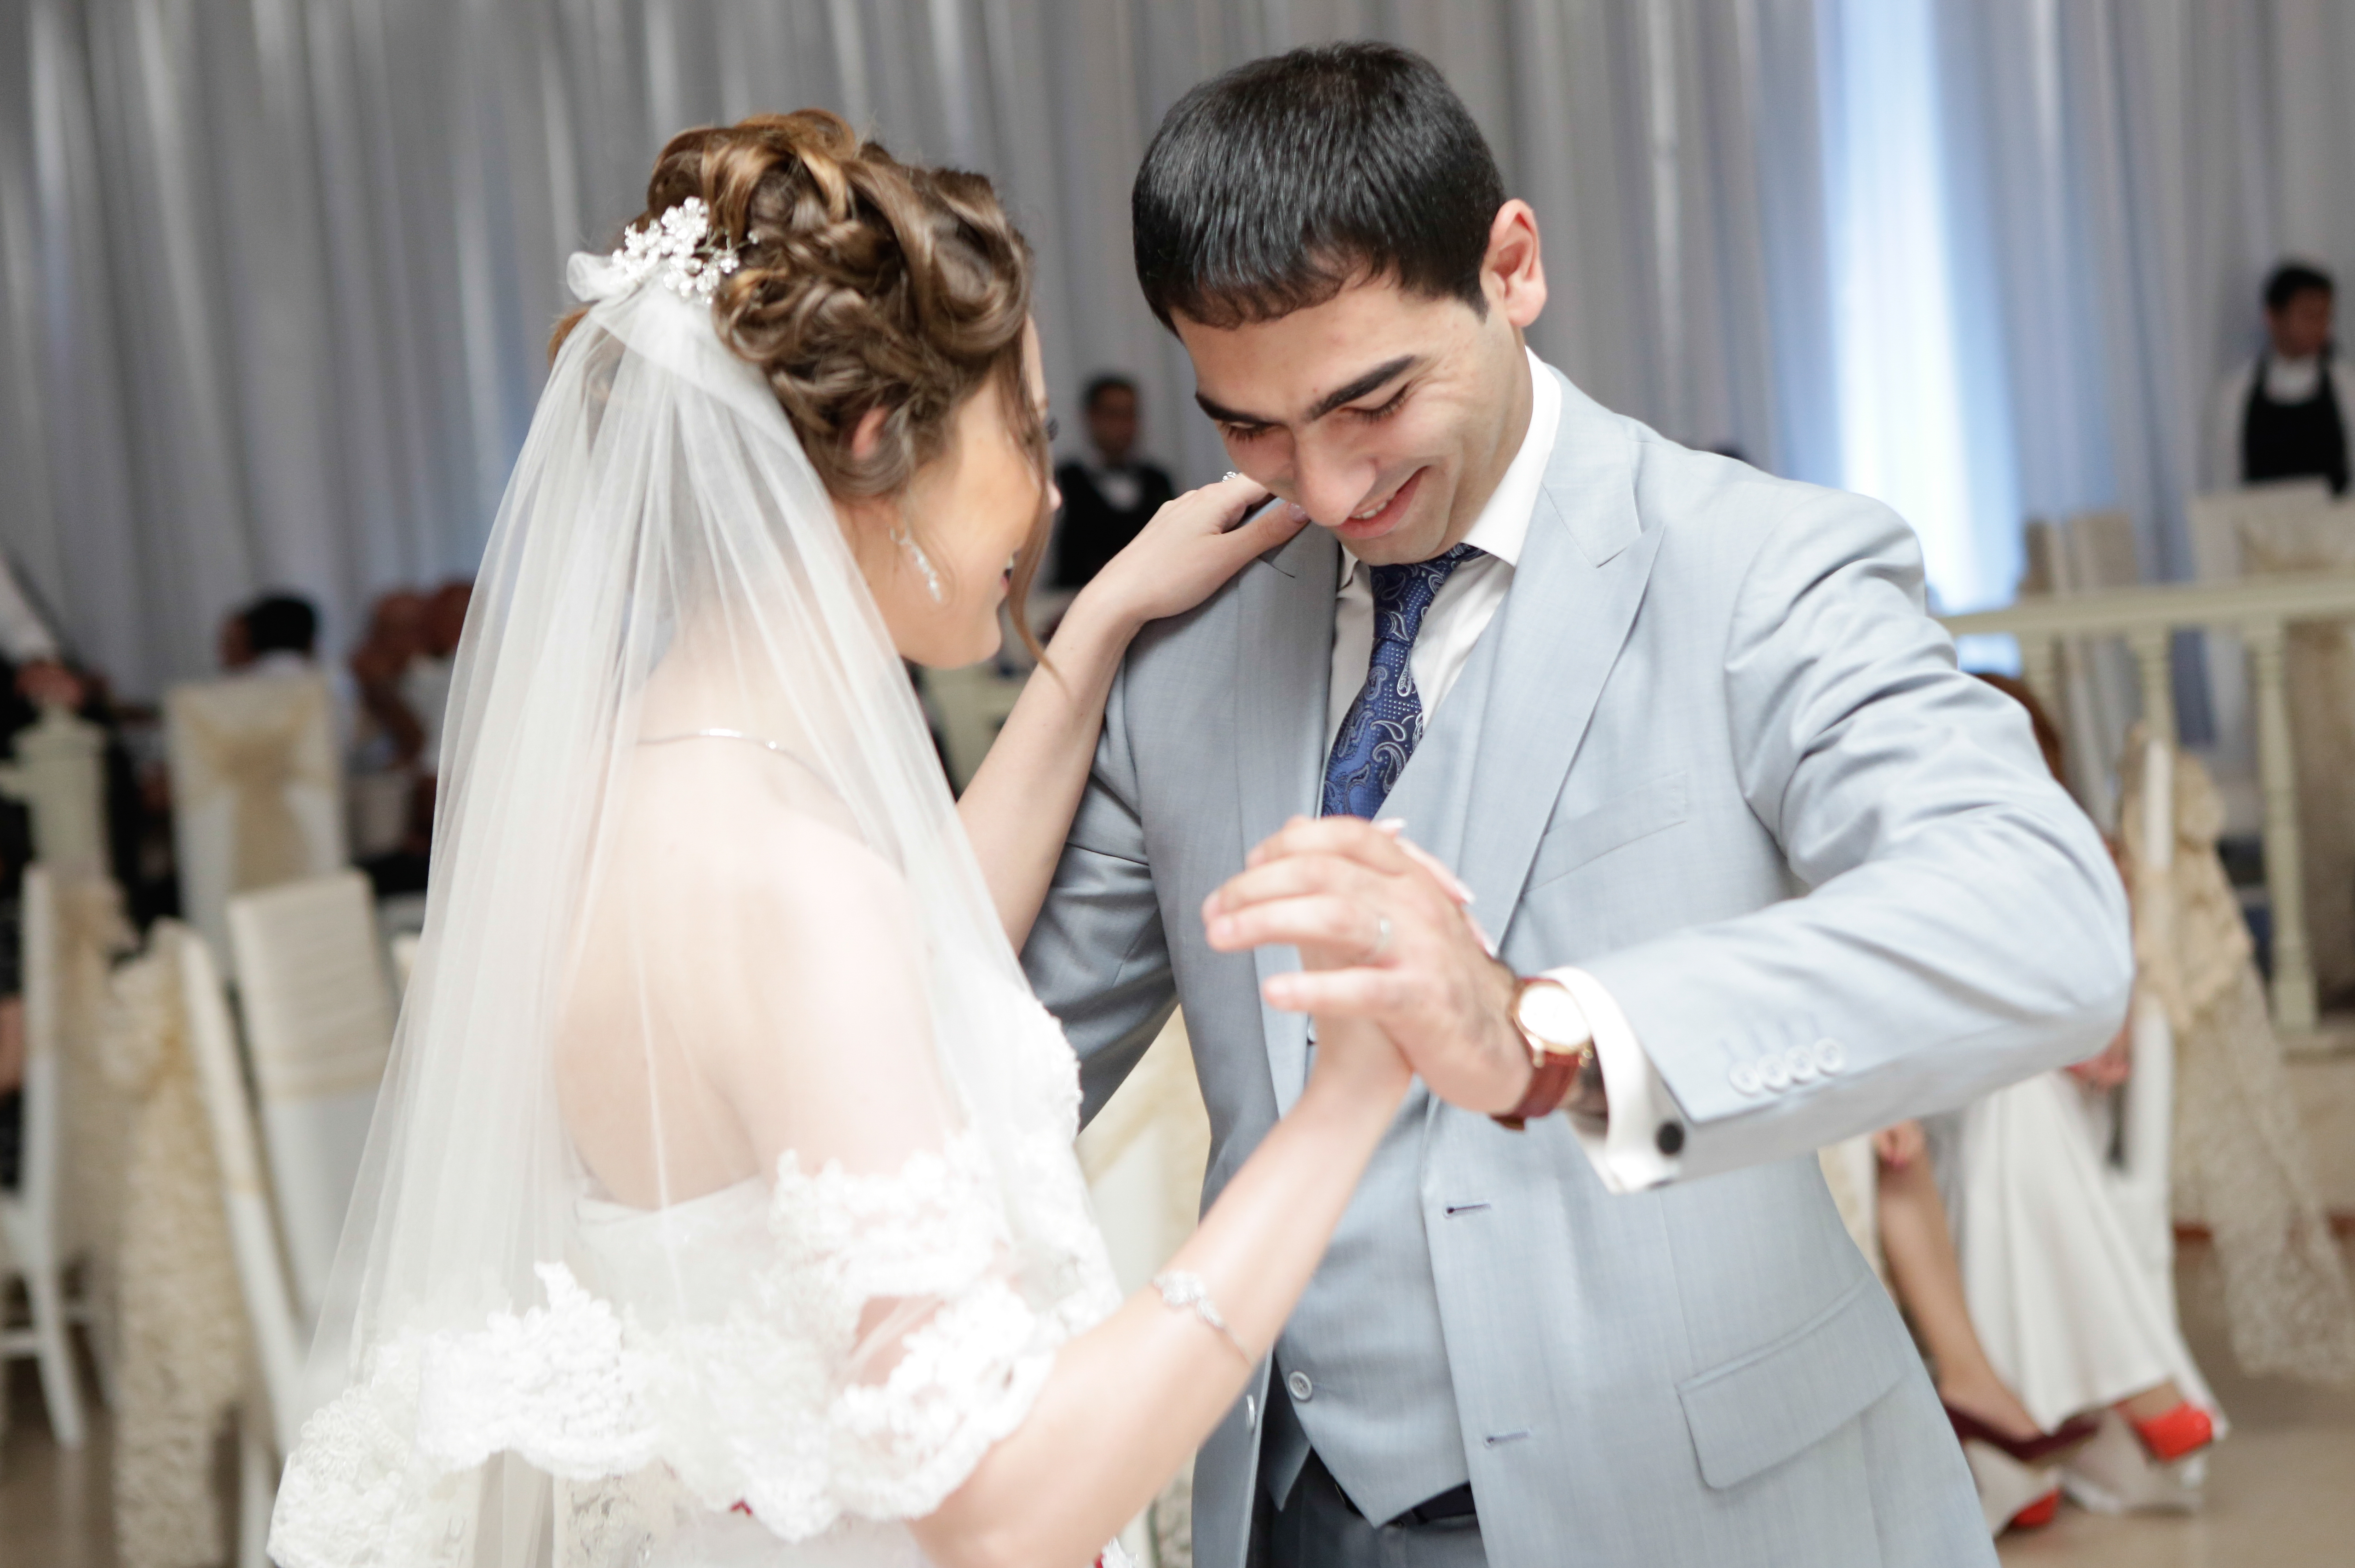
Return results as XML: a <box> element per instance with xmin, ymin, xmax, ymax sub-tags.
<box><xmin>1785</xmin><ymin>1043</ymin><xmax>1820</xmax><ymax>1084</ymax></box>
<box><xmin>1729</xmin><ymin>1062</ymin><xmax>1762</xmax><ymax>1096</ymax></box>
<box><xmin>1813</xmin><ymin>1038</ymin><xmax>1846</xmax><ymax>1074</ymax></box>
<box><xmin>1286</xmin><ymin>1370</ymin><xmax>1314</xmax><ymax>1402</ymax></box>
<box><xmin>1759</xmin><ymin>1054</ymin><xmax>1792</xmax><ymax>1092</ymax></box>
<box><xmin>1655</xmin><ymin>1121</ymin><xmax>1684</xmax><ymax>1156</ymax></box>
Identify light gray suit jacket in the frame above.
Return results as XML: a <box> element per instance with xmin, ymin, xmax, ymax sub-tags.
<box><xmin>1022</xmin><ymin>366</ymin><xmax>2132</xmax><ymax>1568</ymax></box>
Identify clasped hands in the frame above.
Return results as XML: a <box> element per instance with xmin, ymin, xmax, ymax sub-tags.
<box><xmin>1201</xmin><ymin>815</ymin><xmax>1534</xmax><ymax>1115</ymax></box>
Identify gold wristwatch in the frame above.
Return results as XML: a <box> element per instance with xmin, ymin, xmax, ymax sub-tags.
<box><xmin>1494</xmin><ymin>974</ymin><xmax>1596</xmax><ymax>1130</ymax></box>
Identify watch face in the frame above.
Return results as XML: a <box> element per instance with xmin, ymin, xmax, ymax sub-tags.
<box><xmin>1516</xmin><ymin>983</ymin><xmax>1590</xmax><ymax>1051</ymax></box>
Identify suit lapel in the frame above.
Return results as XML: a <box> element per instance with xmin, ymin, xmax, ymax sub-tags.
<box><xmin>1234</xmin><ymin>525</ymin><xmax>1339</xmax><ymax>1112</ymax></box>
<box><xmin>1387</xmin><ymin>368</ymin><xmax>1664</xmax><ymax>935</ymax></box>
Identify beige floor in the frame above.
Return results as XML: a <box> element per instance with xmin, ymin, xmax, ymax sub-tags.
<box><xmin>6</xmin><ymin>1244</ymin><xmax>2351</xmax><ymax>1567</ymax></box>
<box><xmin>0</xmin><ymin>1350</ymin><xmax>130</xmax><ymax>1568</ymax></box>
<box><xmin>1992</xmin><ymin>1237</ymin><xmax>2355</xmax><ymax>1567</ymax></box>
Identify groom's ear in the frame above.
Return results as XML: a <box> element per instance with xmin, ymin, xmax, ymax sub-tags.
<box><xmin>1482</xmin><ymin>200</ymin><xmax>1548</xmax><ymax>332</ymax></box>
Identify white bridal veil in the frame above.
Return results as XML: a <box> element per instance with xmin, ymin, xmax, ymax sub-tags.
<box><xmin>270</xmin><ymin>218</ymin><xmax>1120</xmax><ymax>1566</ymax></box>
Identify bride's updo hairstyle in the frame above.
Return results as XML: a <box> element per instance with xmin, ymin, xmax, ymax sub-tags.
<box><xmin>558</xmin><ymin>109</ymin><xmax>1051</xmax><ymax>649</ymax></box>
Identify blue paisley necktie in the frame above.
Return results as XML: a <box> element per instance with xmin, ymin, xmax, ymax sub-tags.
<box><xmin>1321</xmin><ymin>543</ymin><xmax>1481</xmax><ymax>818</ymax></box>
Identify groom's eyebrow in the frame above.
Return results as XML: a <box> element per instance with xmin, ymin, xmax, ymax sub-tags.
<box><xmin>1195</xmin><ymin>355</ymin><xmax>1420</xmax><ymax>429</ymax></box>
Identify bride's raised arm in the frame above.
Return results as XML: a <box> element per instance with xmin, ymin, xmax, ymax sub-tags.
<box><xmin>655</xmin><ymin>794</ymin><xmax>1408</xmax><ymax>1568</ymax></box>
<box><xmin>958</xmin><ymin>474</ymin><xmax>1302</xmax><ymax>948</ymax></box>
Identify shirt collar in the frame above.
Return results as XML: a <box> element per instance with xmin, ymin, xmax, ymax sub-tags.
<box><xmin>1337</xmin><ymin>347</ymin><xmax>1560</xmax><ymax>592</ymax></box>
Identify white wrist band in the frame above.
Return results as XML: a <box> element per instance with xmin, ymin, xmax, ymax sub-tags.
<box><xmin>1151</xmin><ymin>1270</ymin><xmax>1252</xmax><ymax>1365</ymax></box>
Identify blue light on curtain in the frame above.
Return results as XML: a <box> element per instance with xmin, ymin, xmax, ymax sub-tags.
<box><xmin>1820</xmin><ymin>0</ymin><xmax>2023</xmax><ymax>618</ymax></box>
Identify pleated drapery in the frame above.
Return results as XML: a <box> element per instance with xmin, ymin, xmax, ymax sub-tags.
<box><xmin>0</xmin><ymin>0</ymin><xmax>1833</xmax><ymax>700</ymax></box>
<box><xmin>1933</xmin><ymin>0</ymin><xmax>2355</xmax><ymax>599</ymax></box>
<box><xmin>11</xmin><ymin>1</ymin><xmax>2350</xmax><ymax>701</ymax></box>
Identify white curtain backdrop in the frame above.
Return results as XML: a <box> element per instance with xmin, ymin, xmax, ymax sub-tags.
<box><xmin>0</xmin><ymin>0</ymin><xmax>1836</xmax><ymax>698</ymax></box>
<box><xmin>1933</xmin><ymin>0</ymin><xmax>2355</xmax><ymax>595</ymax></box>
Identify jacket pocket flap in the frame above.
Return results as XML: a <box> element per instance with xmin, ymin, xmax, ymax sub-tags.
<box><xmin>1526</xmin><ymin>770</ymin><xmax>1688</xmax><ymax>891</ymax></box>
<box><xmin>1675</xmin><ymin>1276</ymin><xmax>1911</xmax><ymax>1491</ymax></box>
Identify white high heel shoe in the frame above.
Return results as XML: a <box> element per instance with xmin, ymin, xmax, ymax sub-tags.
<box><xmin>1961</xmin><ymin>1439</ymin><xmax>2061</xmax><ymax>1535</ymax></box>
<box><xmin>2062</xmin><ymin>1409</ymin><xmax>2206</xmax><ymax>1514</ymax></box>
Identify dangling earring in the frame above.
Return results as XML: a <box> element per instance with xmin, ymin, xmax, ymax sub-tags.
<box><xmin>891</xmin><ymin>523</ymin><xmax>946</xmax><ymax>603</ymax></box>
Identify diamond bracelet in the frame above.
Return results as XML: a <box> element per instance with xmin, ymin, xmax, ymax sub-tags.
<box><xmin>1151</xmin><ymin>1270</ymin><xmax>1252</xmax><ymax>1366</ymax></box>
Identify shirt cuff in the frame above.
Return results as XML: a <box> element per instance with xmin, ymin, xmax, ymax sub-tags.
<box><xmin>1544</xmin><ymin>967</ymin><xmax>1682</xmax><ymax>1194</ymax></box>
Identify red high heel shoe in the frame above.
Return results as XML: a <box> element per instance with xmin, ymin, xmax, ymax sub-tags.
<box><xmin>2130</xmin><ymin>1402</ymin><xmax>2214</xmax><ymax>1463</ymax></box>
<box><xmin>2008</xmin><ymin>1489</ymin><xmax>2062</xmax><ymax>1530</ymax></box>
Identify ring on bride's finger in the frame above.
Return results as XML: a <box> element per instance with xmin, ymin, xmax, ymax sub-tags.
<box><xmin>1223</xmin><ymin>470</ymin><xmax>1245</xmax><ymax>482</ymax></box>
<box><xmin>1367</xmin><ymin>914</ymin><xmax>1393</xmax><ymax>961</ymax></box>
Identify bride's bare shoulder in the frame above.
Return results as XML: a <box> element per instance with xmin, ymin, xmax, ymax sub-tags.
<box><xmin>615</xmin><ymin>747</ymin><xmax>921</xmax><ymax>949</ymax></box>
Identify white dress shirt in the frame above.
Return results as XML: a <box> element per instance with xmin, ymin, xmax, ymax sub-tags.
<box><xmin>1087</xmin><ymin>463</ymin><xmax>1144</xmax><ymax>512</ymax></box>
<box><xmin>1323</xmin><ymin>348</ymin><xmax>1680</xmax><ymax>1192</ymax></box>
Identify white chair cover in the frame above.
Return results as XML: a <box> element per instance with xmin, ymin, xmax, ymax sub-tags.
<box><xmin>2109</xmin><ymin>735</ymin><xmax>2178</xmax><ymax>1303</ymax></box>
<box><xmin>2183</xmin><ymin>479</ymin><xmax>2335</xmax><ymax>833</ymax></box>
<box><xmin>0</xmin><ymin>868</ymin><xmax>86</xmax><ymax>1446</ymax></box>
<box><xmin>2120</xmin><ymin>734</ymin><xmax>2355</xmax><ymax>1385</ymax></box>
<box><xmin>2025</xmin><ymin>508</ymin><xmax>2144</xmax><ymax>825</ymax></box>
<box><xmin>226</xmin><ymin>871</ymin><xmax>395</xmax><ymax>1319</ymax></box>
<box><xmin>98</xmin><ymin>922</ymin><xmax>252</xmax><ymax>1568</ymax></box>
<box><xmin>165</xmin><ymin>671</ymin><xmax>348</xmax><ymax>962</ymax></box>
<box><xmin>2235</xmin><ymin>499</ymin><xmax>2355</xmax><ymax>998</ymax></box>
<box><xmin>180</xmin><ymin>923</ymin><xmax>308</xmax><ymax>1568</ymax></box>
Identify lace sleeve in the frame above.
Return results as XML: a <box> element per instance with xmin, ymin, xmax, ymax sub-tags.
<box><xmin>274</xmin><ymin>1130</ymin><xmax>1070</xmax><ymax>1565</ymax></box>
<box><xmin>719</xmin><ymin>1129</ymin><xmax>1060</xmax><ymax>1528</ymax></box>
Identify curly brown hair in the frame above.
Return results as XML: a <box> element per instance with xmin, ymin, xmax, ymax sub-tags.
<box><xmin>556</xmin><ymin>110</ymin><xmax>1050</xmax><ymax>652</ymax></box>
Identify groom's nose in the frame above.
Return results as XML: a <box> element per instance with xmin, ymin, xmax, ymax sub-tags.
<box><xmin>1291</xmin><ymin>448</ymin><xmax>1384</xmax><ymax>530</ymax></box>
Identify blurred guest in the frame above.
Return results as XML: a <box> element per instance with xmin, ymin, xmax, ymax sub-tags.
<box><xmin>233</xmin><ymin>592</ymin><xmax>320</xmax><ymax>672</ymax></box>
<box><xmin>217</xmin><ymin>607</ymin><xmax>254</xmax><ymax>671</ymax></box>
<box><xmin>349</xmin><ymin>589</ymin><xmax>429</xmax><ymax>771</ymax></box>
<box><xmin>402</xmin><ymin>579</ymin><xmax>471</xmax><ymax>772</ymax></box>
<box><xmin>223</xmin><ymin>590</ymin><xmax>354</xmax><ymax>750</ymax></box>
<box><xmin>0</xmin><ymin>555</ymin><xmax>86</xmax><ymax>712</ymax></box>
<box><xmin>2212</xmin><ymin>261</ymin><xmax>2350</xmax><ymax>493</ymax></box>
<box><xmin>1051</xmin><ymin>373</ymin><xmax>1175</xmax><ymax>588</ymax></box>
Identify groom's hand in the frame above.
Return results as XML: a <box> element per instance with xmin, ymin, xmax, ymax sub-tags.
<box><xmin>1202</xmin><ymin>817</ymin><xmax>1534</xmax><ymax>1115</ymax></box>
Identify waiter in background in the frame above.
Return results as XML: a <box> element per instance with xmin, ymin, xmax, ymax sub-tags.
<box><xmin>1051</xmin><ymin>373</ymin><xmax>1177</xmax><ymax>588</ymax></box>
<box><xmin>2213</xmin><ymin>261</ymin><xmax>2350</xmax><ymax>494</ymax></box>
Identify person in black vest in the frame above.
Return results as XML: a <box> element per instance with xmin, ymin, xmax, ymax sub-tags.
<box><xmin>1051</xmin><ymin>373</ymin><xmax>1177</xmax><ymax>588</ymax></box>
<box><xmin>2212</xmin><ymin>261</ymin><xmax>2350</xmax><ymax>494</ymax></box>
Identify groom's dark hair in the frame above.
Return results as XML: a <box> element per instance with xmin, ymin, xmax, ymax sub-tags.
<box><xmin>1132</xmin><ymin>42</ymin><xmax>1507</xmax><ymax>331</ymax></box>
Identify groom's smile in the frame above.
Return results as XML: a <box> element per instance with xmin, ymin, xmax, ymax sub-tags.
<box><xmin>1332</xmin><ymin>464</ymin><xmax>1427</xmax><ymax>545</ymax></box>
<box><xmin>1172</xmin><ymin>211</ymin><xmax>1546</xmax><ymax>568</ymax></box>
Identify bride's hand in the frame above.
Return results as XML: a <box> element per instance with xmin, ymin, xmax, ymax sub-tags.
<box><xmin>1074</xmin><ymin>474</ymin><xmax>1307</xmax><ymax>636</ymax></box>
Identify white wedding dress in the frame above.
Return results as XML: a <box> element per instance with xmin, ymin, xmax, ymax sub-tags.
<box><xmin>270</xmin><ymin>206</ymin><xmax>1127</xmax><ymax>1568</ymax></box>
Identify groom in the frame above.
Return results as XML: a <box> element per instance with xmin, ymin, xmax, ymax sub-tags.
<box><xmin>1024</xmin><ymin>43</ymin><xmax>2130</xmax><ymax>1568</ymax></box>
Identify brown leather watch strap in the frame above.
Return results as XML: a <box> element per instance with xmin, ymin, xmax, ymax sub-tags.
<box><xmin>1493</xmin><ymin>1046</ymin><xmax>1580</xmax><ymax>1132</ymax></box>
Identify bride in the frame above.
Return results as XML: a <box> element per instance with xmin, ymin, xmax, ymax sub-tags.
<box><xmin>269</xmin><ymin>111</ymin><xmax>1418</xmax><ymax>1568</ymax></box>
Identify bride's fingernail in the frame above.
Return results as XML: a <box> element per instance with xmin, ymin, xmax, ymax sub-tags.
<box><xmin>1374</xmin><ymin>818</ymin><xmax>1407</xmax><ymax>834</ymax></box>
